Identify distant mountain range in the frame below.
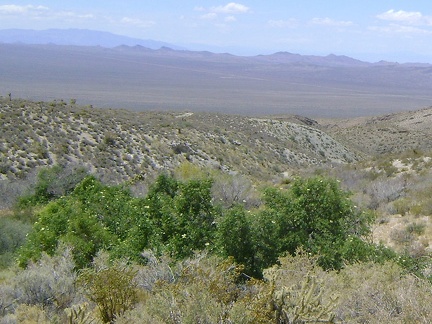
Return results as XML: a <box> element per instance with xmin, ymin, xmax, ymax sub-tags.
<box><xmin>1</xmin><ymin>28</ymin><xmax>430</xmax><ymax>68</ymax></box>
<box><xmin>0</xmin><ymin>28</ymin><xmax>186</xmax><ymax>50</ymax></box>
<box><xmin>1</xmin><ymin>30</ymin><xmax>432</xmax><ymax>118</ymax></box>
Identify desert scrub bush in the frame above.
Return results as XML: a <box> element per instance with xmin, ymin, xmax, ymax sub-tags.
<box><xmin>10</xmin><ymin>304</ymin><xmax>49</xmax><ymax>323</ymax></box>
<box><xmin>0</xmin><ymin>177</ymin><xmax>33</xmax><ymax>211</ymax></box>
<box><xmin>8</xmin><ymin>246</ymin><xmax>77</xmax><ymax>318</ymax></box>
<box><xmin>134</xmin><ymin>250</ymin><xmax>175</xmax><ymax>292</ymax></box>
<box><xmin>365</xmin><ymin>176</ymin><xmax>408</xmax><ymax>211</ymax></box>
<box><xmin>102</xmin><ymin>131</ymin><xmax>117</xmax><ymax>147</ymax></box>
<box><xmin>77</xmin><ymin>253</ymin><xmax>138</xmax><ymax>323</ymax></box>
<box><xmin>392</xmin><ymin>197</ymin><xmax>412</xmax><ymax>215</ymax></box>
<box><xmin>390</xmin><ymin>227</ymin><xmax>414</xmax><ymax>246</ymax></box>
<box><xmin>211</xmin><ymin>172</ymin><xmax>258</xmax><ymax>209</ymax></box>
<box><xmin>0</xmin><ymin>217</ymin><xmax>32</xmax><ymax>269</ymax></box>
<box><xmin>118</xmin><ymin>253</ymin><xmax>241</xmax><ymax>324</ymax></box>
<box><xmin>328</xmin><ymin>261</ymin><xmax>432</xmax><ymax>322</ymax></box>
<box><xmin>64</xmin><ymin>302</ymin><xmax>98</xmax><ymax>324</ymax></box>
<box><xmin>16</xmin><ymin>164</ymin><xmax>89</xmax><ymax>208</ymax></box>
<box><xmin>0</xmin><ymin>280</ymin><xmax>16</xmax><ymax>318</ymax></box>
<box><xmin>406</xmin><ymin>221</ymin><xmax>426</xmax><ymax>236</ymax></box>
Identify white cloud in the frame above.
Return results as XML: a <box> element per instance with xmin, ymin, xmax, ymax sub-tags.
<box><xmin>210</xmin><ymin>3</ymin><xmax>250</xmax><ymax>14</ymax></box>
<box><xmin>200</xmin><ymin>12</ymin><xmax>217</xmax><ymax>20</ymax></box>
<box><xmin>311</xmin><ymin>17</ymin><xmax>353</xmax><ymax>27</ymax></box>
<box><xmin>268</xmin><ymin>19</ymin><xmax>298</xmax><ymax>28</ymax></box>
<box><xmin>369</xmin><ymin>24</ymin><xmax>432</xmax><ymax>35</ymax></box>
<box><xmin>0</xmin><ymin>4</ymin><xmax>96</xmax><ymax>22</ymax></box>
<box><xmin>57</xmin><ymin>11</ymin><xmax>94</xmax><ymax>20</ymax></box>
<box><xmin>0</xmin><ymin>4</ymin><xmax>48</xmax><ymax>14</ymax></box>
<box><xmin>197</xmin><ymin>3</ymin><xmax>249</xmax><ymax>24</ymax></box>
<box><xmin>377</xmin><ymin>9</ymin><xmax>424</xmax><ymax>25</ymax></box>
<box><xmin>121</xmin><ymin>17</ymin><xmax>155</xmax><ymax>28</ymax></box>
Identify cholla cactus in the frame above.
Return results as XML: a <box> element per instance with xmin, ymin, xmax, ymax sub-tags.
<box><xmin>65</xmin><ymin>303</ymin><xmax>97</xmax><ymax>324</ymax></box>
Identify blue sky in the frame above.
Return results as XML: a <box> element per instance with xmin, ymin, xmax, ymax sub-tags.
<box><xmin>1</xmin><ymin>1</ymin><xmax>432</xmax><ymax>62</ymax></box>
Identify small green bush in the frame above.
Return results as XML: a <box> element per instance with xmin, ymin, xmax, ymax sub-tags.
<box><xmin>406</xmin><ymin>222</ymin><xmax>426</xmax><ymax>236</ymax></box>
<box><xmin>0</xmin><ymin>217</ymin><xmax>31</xmax><ymax>268</ymax></box>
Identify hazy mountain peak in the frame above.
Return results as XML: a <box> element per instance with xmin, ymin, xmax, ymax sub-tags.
<box><xmin>0</xmin><ymin>28</ymin><xmax>185</xmax><ymax>50</ymax></box>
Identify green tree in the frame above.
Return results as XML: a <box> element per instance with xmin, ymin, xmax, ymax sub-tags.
<box><xmin>145</xmin><ymin>175</ymin><xmax>218</xmax><ymax>259</ymax></box>
<box><xmin>18</xmin><ymin>176</ymin><xmax>136</xmax><ymax>268</ymax></box>
<box><xmin>258</xmin><ymin>176</ymin><xmax>374</xmax><ymax>270</ymax></box>
<box><xmin>170</xmin><ymin>179</ymin><xmax>217</xmax><ymax>258</ymax></box>
<box><xmin>18</xmin><ymin>195</ymin><xmax>116</xmax><ymax>268</ymax></box>
<box><xmin>18</xmin><ymin>173</ymin><xmax>220</xmax><ymax>268</ymax></box>
<box><xmin>217</xmin><ymin>205</ymin><xmax>256</xmax><ymax>276</ymax></box>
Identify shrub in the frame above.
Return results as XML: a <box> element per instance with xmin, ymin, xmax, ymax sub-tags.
<box><xmin>11</xmin><ymin>246</ymin><xmax>77</xmax><ymax>314</ymax></box>
<box><xmin>217</xmin><ymin>205</ymin><xmax>256</xmax><ymax>276</ymax></box>
<box><xmin>258</xmin><ymin>176</ymin><xmax>374</xmax><ymax>270</ymax></box>
<box><xmin>145</xmin><ymin>174</ymin><xmax>219</xmax><ymax>259</ymax></box>
<box><xmin>406</xmin><ymin>221</ymin><xmax>426</xmax><ymax>236</ymax></box>
<box><xmin>261</xmin><ymin>251</ymin><xmax>338</xmax><ymax>323</ymax></box>
<box><xmin>211</xmin><ymin>172</ymin><xmax>258</xmax><ymax>209</ymax></box>
<box><xmin>18</xmin><ymin>180</ymin><xmax>117</xmax><ymax>268</ymax></box>
<box><xmin>77</xmin><ymin>253</ymin><xmax>138</xmax><ymax>323</ymax></box>
<box><xmin>328</xmin><ymin>261</ymin><xmax>432</xmax><ymax>322</ymax></box>
<box><xmin>118</xmin><ymin>253</ymin><xmax>241</xmax><ymax>324</ymax></box>
<box><xmin>0</xmin><ymin>217</ymin><xmax>31</xmax><ymax>268</ymax></box>
<box><xmin>17</xmin><ymin>164</ymin><xmax>88</xmax><ymax>207</ymax></box>
<box><xmin>13</xmin><ymin>304</ymin><xmax>49</xmax><ymax>324</ymax></box>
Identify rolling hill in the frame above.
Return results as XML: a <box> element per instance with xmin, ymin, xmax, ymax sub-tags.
<box><xmin>0</xmin><ymin>97</ymin><xmax>357</xmax><ymax>185</ymax></box>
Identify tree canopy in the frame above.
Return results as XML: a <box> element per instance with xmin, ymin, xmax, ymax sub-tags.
<box><xmin>18</xmin><ymin>168</ymin><xmax>407</xmax><ymax>277</ymax></box>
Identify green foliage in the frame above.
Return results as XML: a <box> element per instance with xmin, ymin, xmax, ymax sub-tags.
<box><xmin>18</xmin><ymin>173</ymin><xmax>219</xmax><ymax>268</ymax></box>
<box><xmin>257</xmin><ymin>176</ymin><xmax>374</xmax><ymax>270</ymax></box>
<box><xmin>18</xmin><ymin>177</ymin><xmax>122</xmax><ymax>268</ymax></box>
<box><xmin>0</xmin><ymin>217</ymin><xmax>31</xmax><ymax>268</ymax></box>
<box><xmin>217</xmin><ymin>205</ymin><xmax>256</xmax><ymax>276</ymax></box>
<box><xmin>77</xmin><ymin>254</ymin><xmax>138</xmax><ymax>323</ymax></box>
<box><xmin>171</xmin><ymin>178</ymin><xmax>217</xmax><ymax>258</ymax></box>
<box><xmin>17</xmin><ymin>168</ymin><xmax>424</xmax><ymax>287</ymax></box>
<box><xmin>144</xmin><ymin>174</ymin><xmax>218</xmax><ymax>259</ymax></box>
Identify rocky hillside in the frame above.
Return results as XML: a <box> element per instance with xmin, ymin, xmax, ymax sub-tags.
<box><xmin>0</xmin><ymin>98</ymin><xmax>357</xmax><ymax>183</ymax></box>
<box><xmin>318</xmin><ymin>106</ymin><xmax>432</xmax><ymax>156</ymax></box>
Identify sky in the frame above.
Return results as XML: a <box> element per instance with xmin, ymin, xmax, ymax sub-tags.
<box><xmin>0</xmin><ymin>1</ymin><xmax>432</xmax><ymax>62</ymax></box>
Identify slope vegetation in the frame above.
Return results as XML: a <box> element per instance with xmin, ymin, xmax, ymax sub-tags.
<box><xmin>319</xmin><ymin>106</ymin><xmax>432</xmax><ymax>155</ymax></box>
<box><xmin>0</xmin><ymin>98</ymin><xmax>356</xmax><ymax>183</ymax></box>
